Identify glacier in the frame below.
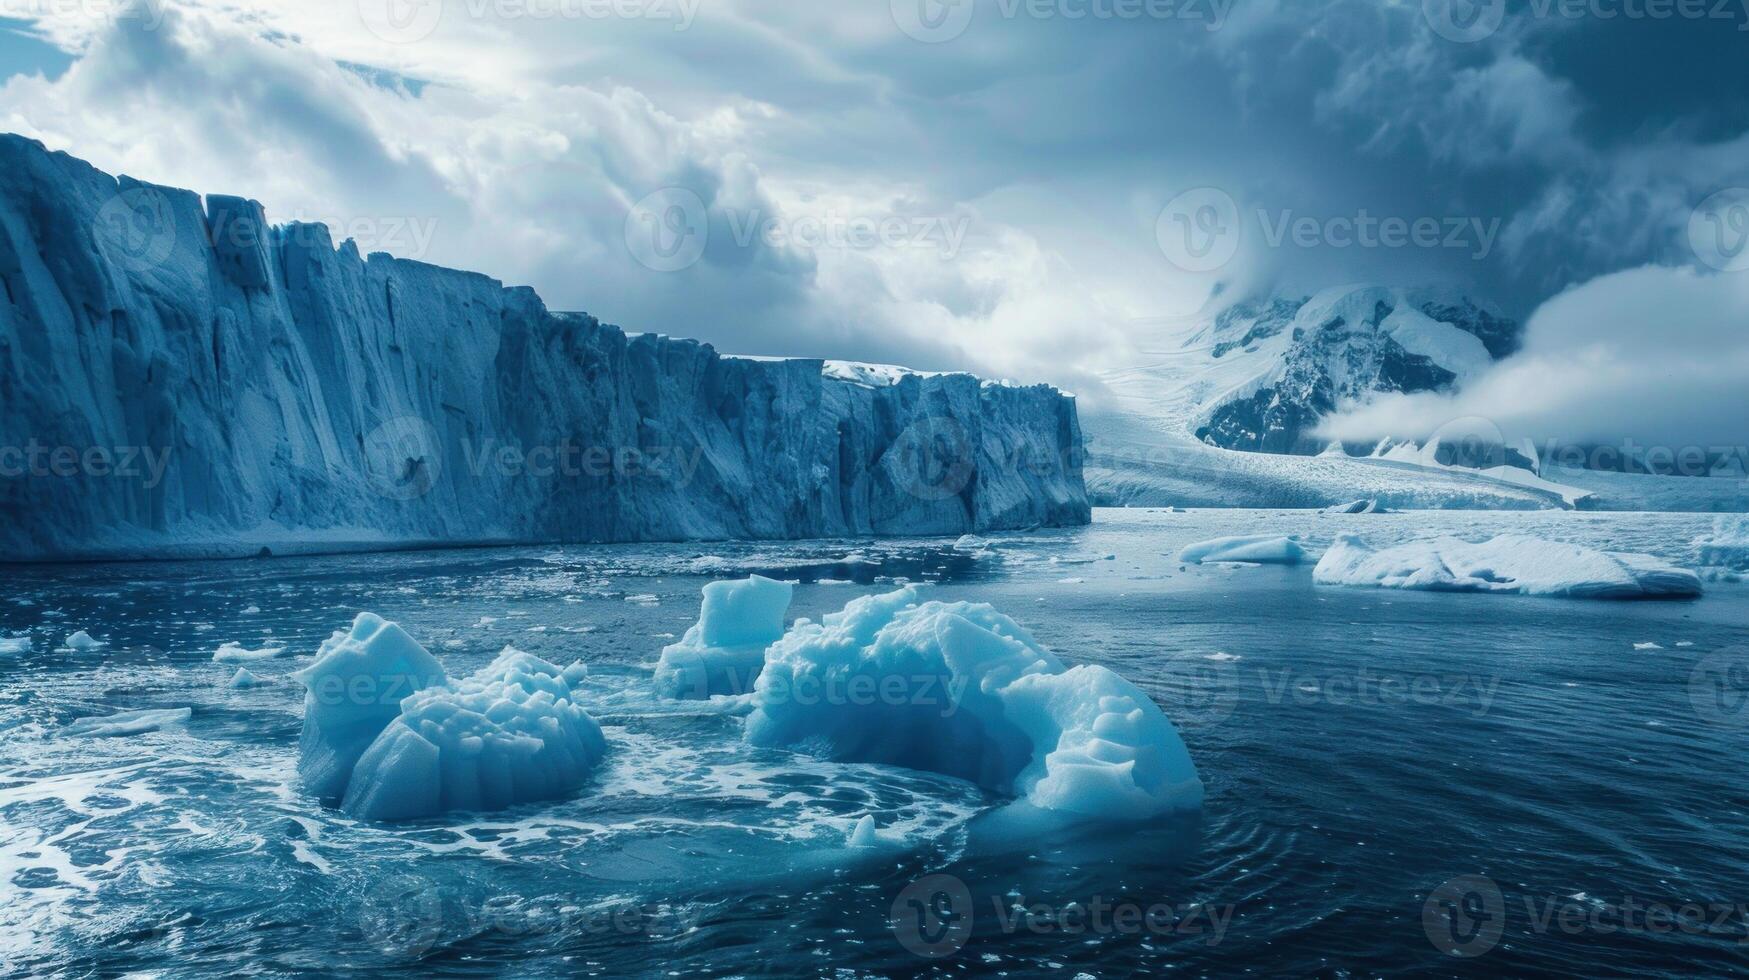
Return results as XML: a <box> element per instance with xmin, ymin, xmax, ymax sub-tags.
<box><xmin>1314</xmin><ymin>534</ymin><xmax>1704</xmax><ymax>600</ymax></box>
<box><xmin>654</xmin><ymin>575</ymin><xmax>794</xmax><ymax>700</ymax></box>
<box><xmin>744</xmin><ymin>588</ymin><xmax>1204</xmax><ymax>820</ymax></box>
<box><xmin>0</xmin><ymin>136</ymin><xmax>1089</xmax><ymax>561</ymax></box>
<box><xmin>293</xmin><ymin>612</ymin><xmax>607</xmax><ymax>821</ymax></box>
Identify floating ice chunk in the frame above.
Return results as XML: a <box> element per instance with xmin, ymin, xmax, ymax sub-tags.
<box><xmin>242</xmin><ymin>605</ymin><xmax>262</xmax><ymax>615</ymax></box>
<box><xmin>1697</xmin><ymin>516</ymin><xmax>1749</xmax><ymax>571</ymax></box>
<box><xmin>1315</xmin><ymin>534</ymin><xmax>1704</xmax><ymax>600</ymax></box>
<box><xmin>294</xmin><ymin>613</ymin><xmax>605</xmax><ymax>821</ymax></box>
<box><xmin>65</xmin><ymin>707</ymin><xmax>192</xmax><ymax>737</ymax></box>
<box><xmin>655</xmin><ymin>576</ymin><xmax>794</xmax><ymax>700</ymax></box>
<box><xmin>847</xmin><ymin>815</ymin><xmax>879</xmax><ymax>848</ymax></box>
<box><xmin>227</xmin><ymin>667</ymin><xmax>266</xmax><ymax>688</ymax></box>
<box><xmin>213</xmin><ymin>642</ymin><xmax>285</xmax><ymax>664</ymax></box>
<box><xmin>1633</xmin><ymin>642</ymin><xmax>1663</xmax><ymax>651</ymax></box>
<box><xmin>745</xmin><ymin>589</ymin><xmax>1203</xmax><ymax>820</ymax></box>
<box><xmin>1324</xmin><ymin>499</ymin><xmax>1388</xmax><ymax>514</ymax></box>
<box><xmin>625</xmin><ymin>594</ymin><xmax>661</xmax><ymax>606</ymax></box>
<box><xmin>953</xmin><ymin>534</ymin><xmax>988</xmax><ymax>551</ymax></box>
<box><xmin>1179</xmin><ymin>535</ymin><xmax>1307</xmax><ymax>565</ymax></box>
<box><xmin>291</xmin><ymin>613</ymin><xmax>449</xmax><ymax>801</ymax></box>
<box><xmin>341</xmin><ymin>648</ymin><xmax>606</xmax><ymax>821</ymax></box>
<box><xmin>0</xmin><ymin>636</ymin><xmax>29</xmax><ymax>654</ymax></box>
<box><xmin>64</xmin><ymin>631</ymin><xmax>106</xmax><ymax>651</ymax></box>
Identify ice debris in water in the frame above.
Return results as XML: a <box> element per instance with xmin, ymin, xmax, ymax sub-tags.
<box><xmin>745</xmin><ymin>588</ymin><xmax>1204</xmax><ymax>820</ymax></box>
<box><xmin>0</xmin><ymin>636</ymin><xmax>29</xmax><ymax>654</ymax></box>
<box><xmin>64</xmin><ymin>631</ymin><xmax>106</xmax><ymax>651</ymax></box>
<box><xmin>227</xmin><ymin>667</ymin><xmax>266</xmax><ymax>688</ymax></box>
<box><xmin>293</xmin><ymin>612</ymin><xmax>607</xmax><ymax>821</ymax></box>
<box><xmin>213</xmin><ymin>642</ymin><xmax>285</xmax><ymax>664</ymax></box>
<box><xmin>1179</xmin><ymin>535</ymin><xmax>1306</xmax><ymax>565</ymax></box>
<box><xmin>655</xmin><ymin>576</ymin><xmax>794</xmax><ymax>700</ymax></box>
<box><xmin>1697</xmin><ymin>516</ymin><xmax>1749</xmax><ymax>571</ymax></box>
<box><xmin>1315</xmin><ymin>534</ymin><xmax>1703</xmax><ymax>599</ymax></box>
<box><xmin>847</xmin><ymin>815</ymin><xmax>879</xmax><ymax>848</ymax></box>
<box><xmin>65</xmin><ymin>707</ymin><xmax>192</xmax><ymax>738</ymax></box>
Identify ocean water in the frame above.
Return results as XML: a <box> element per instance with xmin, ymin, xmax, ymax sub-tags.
<box><xmin>3</xmin><ymin>509</ymin><xmax>1747</xmax><ymax>977</ymax></box>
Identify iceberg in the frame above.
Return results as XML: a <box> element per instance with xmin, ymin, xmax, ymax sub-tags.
<box><xmin>292</xmin><ymin>613</ymin><xmax>607</xmax><ymax>821</ymax></box>
<box><xmin>65</xmin><ymin>707</ymin><xmax>192</xmax><ymax>737</ymax></box>
<box><xmin>1698</xmin><ymin>516</ymin><xmax>1749</xmax><ymax>571</ymax></box>
<box><xmin>654</xmin><ymin>576</ymin><xmax>794</xmax><ymax>699</ymax></box>
<box><xmin>63</xmin><ymin>631</ymin><xmax>105</xmax><ymax>651</ymax></box>
<box><xmin>0</xmin><ymin>636</ymin><xmax>29</xmax><ymax>654</ymax></box>
<box><xmin>1179</xmin><ymin>535</ymin><xmax>1307</xmax><ymax>565</ymax></box>
<box><xmin>1314</xmin><ymin>534</ymin><xmax>1704</xmax><ymax>600</ymax></box>
<box><xmin>226</xmin><ymin>667</ymin><xmax>266</xmax><ymax>688</ymax></box>
<box><xmin>745</xmin><ymin>589</ymin><xmax>1203</xmax><ymax>820</ymax></box>
<box><xmin>0</xmin><ymin>136</ymin><xmax>1089</xmax><ymax>561</ymax></box>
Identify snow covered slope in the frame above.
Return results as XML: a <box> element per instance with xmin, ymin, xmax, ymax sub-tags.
<box><xmin>0</xmin><ymin>136</ymin><xmax>1089</xmax><ymax>560</ymax></box>
<box><xmin>1104</xmin><ymin>285</ymin><xmax>1516</xmax><ymax>455</ymax></box>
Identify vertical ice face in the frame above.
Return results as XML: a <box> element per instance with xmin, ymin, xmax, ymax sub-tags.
<box><xmin>655</xmin><ymin>575</ymin><xmax>795</xmax><ymax>699</ymax></box>
<box><xmin>0</xmin><ymin>136</ymin><xmax>1090</xmax><ymax>559</ymax></box>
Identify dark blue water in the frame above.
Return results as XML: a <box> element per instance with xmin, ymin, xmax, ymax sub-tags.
<box><xmin>3</xmin><ymin>509</ymin><xmax>1747</xmax><ymax>977</ymax></box>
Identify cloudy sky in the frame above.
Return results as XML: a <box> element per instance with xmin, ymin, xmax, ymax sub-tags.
<box><xmin>2</xmin><ymin>0</ymin><xmax>1746</xmax><ymax>440</ymax></box>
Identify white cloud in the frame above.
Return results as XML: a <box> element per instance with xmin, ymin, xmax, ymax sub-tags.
<box><xmin>1318</xmin><ymin>264</ymin><xmax>1749</xmax><ymax>450</ymax></box>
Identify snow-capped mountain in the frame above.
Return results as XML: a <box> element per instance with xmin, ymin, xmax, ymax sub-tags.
<box><xmin>1112</xmin><ymin>285</ymin><xmax>1520</xmax><ymax>455</ymax></box>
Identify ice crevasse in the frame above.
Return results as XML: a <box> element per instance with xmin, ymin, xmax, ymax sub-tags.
<box><xmin>743</xmin><ymin>588</ymin><xmax>1204</xmax><ymax>820</ymax></box>
<box><xmin>294</xmin><ymin>613</ymin><xmax>607</xmax><ymax>821</ymax></box>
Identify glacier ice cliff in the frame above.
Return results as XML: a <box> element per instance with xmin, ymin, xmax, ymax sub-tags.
<box><xmin>0</xmin><ymin>136</ymin><xmax>1089</xmax><ymax>560</ymax></box>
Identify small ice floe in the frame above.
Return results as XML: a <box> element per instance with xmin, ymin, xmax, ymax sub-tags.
<box><xmin>1676</xmin><ymin>641</ymin><xmax>1695</xmax><ymax>648</ymax></box>
<box><xmin>816</xmin><ymin>579</ymin><xmax>854</xmax><ymax>586</ymax></box>
<box><xmin>1323</xmin><ymin>499</ymin><xmax>1389</xmax><ymax>515</ymax></box>
<box><xmin>846</xmin><ymin>815</ymin><xmax>879</xmax><ymax>848</ymax></box>
<box><xmin>213</xmin><ymin>642</ymin><xmax>285</xmax><ymax>664</ymax></box>
<box><xmin>1179</xmin><ymin>535</ymin><xmax>1307</xmax><ymax>566</ymax></box>
<box><xmin>1058</xmin><ymin>577</ymin><xmax>1086</xmax><ymax>585</ymax></box>
<box><xmin>226</xmin><ymin>668</ymin><xmax>268</xmax><ymax>688</ymax></box>
<box><xmin>952</xmin><ymin>534</ymin><xmax>988</xmax><ymax>552</ymax></box>
<box><xmin>1204</xmin><ymin>651</ymin><xmax>1242</xmax><ymax>662</ymax></box>
<box><xmin>1633</xmin><ymin>642</ymin><xmax>1663</xmax><ymax>651</ymax></box>
<box><xmin>241</xmin><ymin>605</ymin><xmax>262</xmax><ymax>615</ymax></box>
<box><xmin>655</xmin><ymin>576</ymin><xmax>793</xmax><ymax>700</ymax></box>
<box><xmin>625</xmin><ymin>594</ymin><xmax>661</xmax><ymax>606</ymax></box>
<box><xmin>0</xmin><ymin>636</ymin><xmax>30</xmax><ymax>655</ymax></box>
<box><xmin>63</xmin><ymin>631</ymin><xmax>106</xmax><ymax>652</ymax></box>
<box><xmin>474</xmin><ymin>616</ymin><xmax>499</xmax><ymax>627</ymax></box>
<box><xmin>65</xmin><ymin>707</ymin><xmax>192</xmax><ymax>738</ymax></box>
<box><xmin>1315</xmin><ymin>534</ymin><xmax>1704</xmax><ymax>600</ymax></box>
